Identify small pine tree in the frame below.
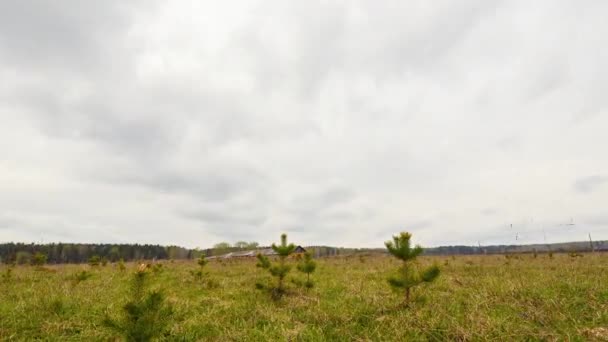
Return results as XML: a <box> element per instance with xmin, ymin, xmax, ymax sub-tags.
<box><xmin>197</xmin><ymin>255</ymin><xmax>208</xmax><ymax>268</ymax></box>
<box><xmin>31</xmin><ymin>252</ymin><xmax>47</xmax><ymax>267</ymax></box>
<box><xmin>89</xmin><ymin>255</ymin><xmax>101</xmax><ymax>267</ymax></box>
<box><xmin>104</xmin><ymin>268</ymin><xmax>173</xmax><ymax>341</ymax></box>
<box><xmin>191</xmin><ymin>255</ymin><xmax>209</xmax><ymax>282</ymax></box>
<box><xmin>385</xmin><ymin>232</ymin><xmax>440</xmax><ymax>306</ymax></box>
<box><xmin>256</xmin><ymin>233</ymin><xmax>296</xmax><ymax>298</ymax></box>
<box><xmin>118</xmin><ymin>258</ymin><xmax>127</xmax><ymax>272</ymax></box>
<box><xmin>296</xmin><ymin>252</ymin><xmax>317</xmax><ymax>288</ymax></box>
<box><xmin>71</xmin><ymin>270</ymin><xmax>92</xmax><ymax>286</ymax></box>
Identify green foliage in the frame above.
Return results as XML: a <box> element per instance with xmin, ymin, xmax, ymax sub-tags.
<box><xmin>256</xmin><ymin>254</ymin><xmax>271</xmax><ymax>269</ymax></box>
<box><xmin>385</xmin><ymin>232</ymin><xmax>440</xmax><ymax>305</ymax></box>
<box><xmin>101</xmin><ymin>257</ymin><xmax>108</xmax><ymax>267</ymax></box>
<box><xmin>89</xmin><ymin>255</ymin><xmax>101</xmax><ymax>267</ymax></box>
<box><xmin>190</xmin><ymin>269</ymin><xmax>204</xmax><ymax>281</ymax></box>
<box><xmin>104</xmin><ymin>269</ymin><xmax>173</xmax><ymax>341</ymax></box>
<box><xmin>385</xmin><ymin>232</ymin><xmax>423</xmax><ymax>262</ymax></box>
<box><xmin>256</xmin><ymin>234</ymin><xmax>296</xmax><ymax>298</ymax></box>
<box><xmin>31</xmin><ymin>252</ymin><xmax>47</xmax><ymax>266</ymax></box>
<box><xmin>71</xmin><ymin>270</ymin><xmax>92</xmax><ymax>286</ymax></box>
<box><xmin>296</xmin><ymin>252</ymin><xmax>317</xmax><ymax>287</ymax></box>
<box><xmin>190</xmin><ymin>255</ymin><xmax>211</xmax><ymax>284</ymax></box>
<box><xmin>272</xmin><ymin>234</ymin><xmax>296</xmax><ymax>257</ymax></box>
<box><xmin>197</xmin><ymin>255</ymin><xmax>208</xmax><ymax>268</ymax></box>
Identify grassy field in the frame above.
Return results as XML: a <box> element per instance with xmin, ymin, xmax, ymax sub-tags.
<box><xmin>1</xmin><ymin>253</ymin><xmax>607</xmax><ymax>341</ymax></box>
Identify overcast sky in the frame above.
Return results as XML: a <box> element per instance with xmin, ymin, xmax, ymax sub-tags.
<box><xmin>0</xmin><ymin>1</ymin><xmax>607</xmax><ymax>248</ymax></box>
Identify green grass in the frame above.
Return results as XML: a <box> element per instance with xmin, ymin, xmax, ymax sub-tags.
<box><xmin>1</xmin><ymin>254</ymin><xmax>607</xmax><ymax>341</ymax></box>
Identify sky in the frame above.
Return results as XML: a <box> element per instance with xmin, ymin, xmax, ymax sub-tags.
<box><xmin>0</xmin><ymin>0</ymin><xmax>607</xmax><ymax>249</ymax></box>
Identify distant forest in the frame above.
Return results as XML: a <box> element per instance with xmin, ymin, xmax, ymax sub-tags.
<box><xmin>0</xmin><ymin>240</ymin><xmax>606</xmax><ymax>264</ymax></box>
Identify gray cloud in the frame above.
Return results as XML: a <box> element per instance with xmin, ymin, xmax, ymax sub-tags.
<box><xmin>1</xmin><ymin>0</ymin><xmax>607</xmax><ymax>248</ymax></box>
<box><xmin>574</xmin><ymin>175</ymin><xmax>608</xmax><ymax>193</ymax></box>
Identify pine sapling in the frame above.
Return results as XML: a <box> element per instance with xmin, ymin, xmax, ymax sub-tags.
<box><xmin>255</xmin><ymin>233</ymin><xmax>296</xmax><ymax>298</ymax></box>
<box><xmin>118</xmin><ymin>258</ymin><xmax>126</xmax><ymax>272</ymax></box>
<box><xmin>104</xmin><ymin>266</ymin><xmax>173</xmax><ymax>341</ymax></box>
<box><xmin>71</xmin><ymin>270</ymin><xmax>93</xmax><ymax>286</ymax></box>
<box><xmin>385</xmin><ymin>232</ymin><xmax>440</xmax><ymax>306</ymax></box>
<box><xmin>31</xmin><ymin>252</ymin><xmax>47</xmax><ymax>267</ymax></box>
<box><xmin>191</xmin><ymin>255</ymin><xmax>208</xmax><ymax>282</ymax></box>
<box><xmin>296</xmin><ymin>252</ymin><xmax>317</xmax><ymax>288</ymax></box>
<box><xmin>89</xmin><ymin>255</ymin><xmax>101</xmax><ymax>267</ymax></box>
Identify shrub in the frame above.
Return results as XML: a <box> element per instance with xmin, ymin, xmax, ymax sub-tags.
<box><xmin>103</xmin><ymin>268</ymin><xmax>173</xmax><ymax>341</ymax></box>
<box><xmin>256</xmin><ymin>233</ymin><xmax>296</xmax><ymax>298</ymax></box>
<box><xmin>385</xmin><ymin>232</ymin><xmax>440</xmax><ymax>306</ymax></box>
<box><xmin>296</xmin><ymin>252</ymin><xmax>317</xmax><ymax>288</ymax></box>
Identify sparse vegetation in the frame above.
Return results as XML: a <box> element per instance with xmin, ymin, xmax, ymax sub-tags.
<box><xmin>0</xmin><ymin>253</ymin><xmax>606</xmax><ymax>340</ymax></box>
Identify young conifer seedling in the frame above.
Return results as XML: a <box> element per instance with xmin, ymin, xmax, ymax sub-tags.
<box><xmin>118</xmin><ymin>258</ymin><xmax>127</xmax><ymax>272</ymax></box>
<box><xmin>385</xmin><ymin>232</ymin><xmax>440</xmax><ymax>306</ymax></box>
<box><xmin>296</xmin><ymin>252</ymin><xmax>317</xmax><ymax>288</ymax></box>
<box><xmin>104</xmin><ymin>266</ymin><xmax>173</xmax><ymax>341</ymax></box>
<box><xmin>191</xmin><ymin>254</ymin><xmax>208</xmax><ymax>282</ymax></box>
<box><xmin>256</xmin><ymin>233</ymin><xmax>296</xmax><ymax>298</ymax></box>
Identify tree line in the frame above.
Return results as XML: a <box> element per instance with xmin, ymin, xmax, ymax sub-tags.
<box><xmin>0</xmin><ymin>243</ymin><xmax>195</xmax><ymax>264</ymax></box>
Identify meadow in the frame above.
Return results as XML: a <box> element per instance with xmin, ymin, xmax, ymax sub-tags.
<box><xmin>1</xmin><ymin>253</ymin><xmax>607</xmax><ymax>341</ymax></box>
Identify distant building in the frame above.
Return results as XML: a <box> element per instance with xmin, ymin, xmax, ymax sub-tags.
<box><xmin>208</xmin><ymin>246</ymin><xmax>306</xmax><ymax>259</ymax></box>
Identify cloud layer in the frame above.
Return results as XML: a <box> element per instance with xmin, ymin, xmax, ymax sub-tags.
<box><xmin>1</xmin><ymin>0</ymin><xmax>607</xmax><ymax>248</ymax></box>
